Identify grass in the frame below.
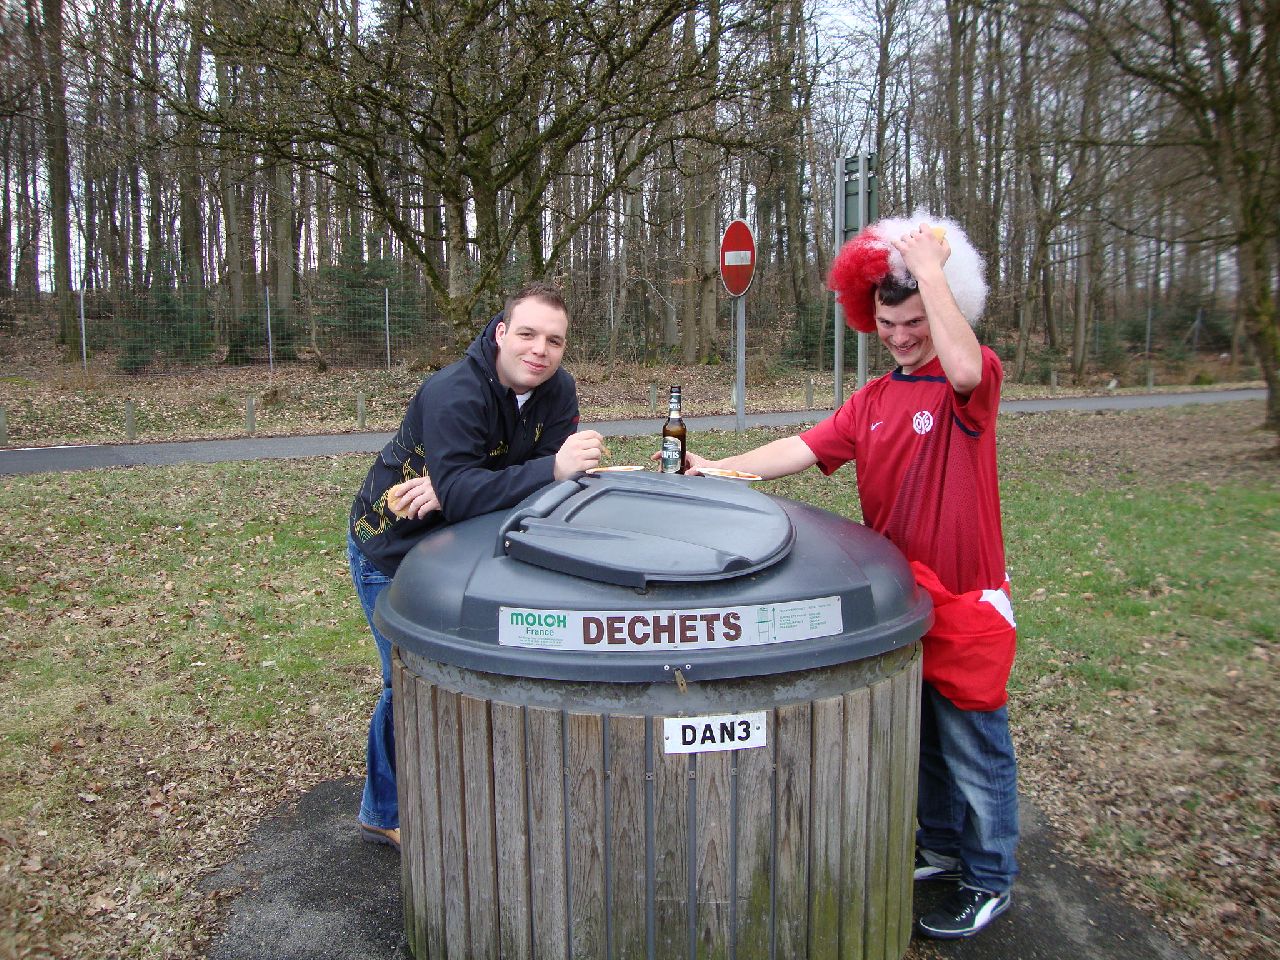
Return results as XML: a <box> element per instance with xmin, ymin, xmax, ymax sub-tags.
<box><xmin>1002</xmin><ymin>476</ymin><xmax>1276</xmax><ymax>707</ymax></box>
<box><xmin>0</xmin><ymin>458</ymin><xmax>381</xmax><ymax>956</ymax></box>
<box><xmin>1</xmin><ymin>404</ymin><xmax>1277</xmax><ymax>959</ymax></box>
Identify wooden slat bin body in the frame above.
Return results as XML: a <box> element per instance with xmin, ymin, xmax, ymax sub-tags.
<box><xmin>393</xmin><ymin>641</ymin><xmax>921</xmax><ymax>960</ymax></box>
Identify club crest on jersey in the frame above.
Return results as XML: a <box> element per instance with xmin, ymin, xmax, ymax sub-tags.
<box><xmin>912</xmin><ymin>411</ymin><xmax>935</xmax><ymax>435</ymax></box>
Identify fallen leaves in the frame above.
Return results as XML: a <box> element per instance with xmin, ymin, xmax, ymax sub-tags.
<box><xmin>1</xmin><ymin>391</ymin><xmax>1276</xmax><ymax>960</ymax></box>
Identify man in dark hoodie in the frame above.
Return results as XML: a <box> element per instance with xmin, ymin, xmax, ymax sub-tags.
<box><xmin>347</xmin><ymin>282</ymin><xmax>604</xmax><ymax>850</ymax></box>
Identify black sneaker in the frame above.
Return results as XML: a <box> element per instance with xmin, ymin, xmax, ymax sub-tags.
<box><xmin>914</xmin><ymin>848</ymin><xmax>962</xmax><ymax>882</ymax></box>
<box><xmin>916</xmin><ymin>884</ymin><xmax>1011</xmax><ymax>939</ymax></box>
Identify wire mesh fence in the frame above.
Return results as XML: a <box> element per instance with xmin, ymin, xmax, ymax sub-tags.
<box><xmin>0</xmin><ymin>279</ymin><xmax>1252</xmax><ymax>387</ymax></box>
<box><xmin>15</xmin><ymin>284</ymin><xmax>449</xmax><ymax>375</ymax></box>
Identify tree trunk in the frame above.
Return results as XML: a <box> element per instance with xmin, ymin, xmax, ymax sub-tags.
<box><xmin>178</xmin><ymin>27</ymin><xmax>205</xmax><ymax>291</ymax></box>
<box><xmin>780</xmin><ymin>0</ymin><xmax>809</xmax><ymax>316</ymax></box>
<box><xmin>14</xmin><ymin>124</ymin><xmax>39</xmax><ymax>297</ymax></box>
<box><xmin>1014</xmin><ymin>243</ymin><xmax>1045</xmax><ymax>382</ymax></box>
<box><xmin>272</xmin><ymin>158</ymin><xmax>295</xmax><ymax>357</ymax></box>
<box><xmin>81</xmin><ymin>70</ymin><xmax>101</xmax><ymax>292</ymax></box>
<box><xmin>609</xmin><ymin>135</ymin><xmax>644</xmax><ymax>369</ymax></box>
<box><xmin>698</xmin><ymin>0</ymin><xmax>721</xmax><ymax>363</ymax></box>
<box><xmin>699</xmin><ymin>164</ymin><xmax>718</xmax><ymax>363</ymax></box>
<box><xmin>27</xmin><ymin>0</ymin><xmax>75</xmax><ymax>354</ymax></box>
<box><xmin>1071</xmin><ymin>229</ymin><xmax>1090</xmax><ymax>383</ymax></box>
<box><xmin>142</xmin><ymin>17</ymin><xmax>165</xmax><ymax>287</ymax></box>
<box><xmin>679</xmin><ymin>10</ymin><xmax>701</xmax><ymax>365</ymax></box>
<box><xmin>657</xmin><ymin>160</ymin><xmax>678</xmax><ymax>351</ymax></box>
<box><xmin>0</xmin><ymin>123</ymin><xmax>11</xmax><ymax>298</ymax></box>
<box><xmin>1236</xmin><ymin>236</ymin><xmax>1279</xmax><ymax>437</ymax></box>
<box><xmin>216</xmin><ymin>57</ymin><xmax>247</xmax><ymax>359</ymax></box>
<box><xmin>122</xmin><ymin>0</ymin><xmax>144</xmax><ymax>291</ymax></box>
<box><xmin>680</xmin><ymin>176</ymin><xmax>700</xmax><ymax>364</ymax></box>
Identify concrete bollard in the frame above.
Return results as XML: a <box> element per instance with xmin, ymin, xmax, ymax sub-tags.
<box><xmin>125</xmin><ymin>400</ymin><xmax>136</xmax><ymax>441</ymax></box>
<box><xmin>357</xmin><ymin>392</ymin><xmax>367</xmax><ymax>431</ymax></box>
<box><xmin>805</xmin><ymin>377</ymin><xmax>814</xmax><ymax>409</ymax></box>
<box><xmin>0</xmin><ymin>406</ymin><xmax>7</xmax><ymax>446</ymax></box>
<box><xmin>246</xmin><ymin>396</ymin><xmax>256</xmax><ymax>434</ymax></box>
<box><xmin>1049</xmin><ymin>369</ymin><xmax>1057</xmax><ymax>395</ymax></box>
<box><xmin>648</xmin><ymin>383</ymin><xmax>657</xmax><ymax>414</ymax></box>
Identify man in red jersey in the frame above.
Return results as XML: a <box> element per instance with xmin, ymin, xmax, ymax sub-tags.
<box><xmin>687</xmin><ymin>212</ymin><xmax>1018</xmax><ymax>940</ymax></box>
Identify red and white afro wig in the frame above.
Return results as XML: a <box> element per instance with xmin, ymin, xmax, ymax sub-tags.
<box><xmin>827</xmin><ymin>210</ymin><xmax>988</xmax><ymax>334</ymax></box>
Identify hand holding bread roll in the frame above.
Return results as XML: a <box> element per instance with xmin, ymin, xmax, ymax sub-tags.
<box><xmin>387</xmin><ymin>474</ymin><xmax>440</xmax><ymax>520</ymax></box>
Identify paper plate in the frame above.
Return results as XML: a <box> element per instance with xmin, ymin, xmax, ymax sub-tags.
<box><xmin>698</xmin><ymin>467</ymin><xmax>763</xmax><ymax>481</ymax></box>
<box><xmin>586</xmin><ymin>465</ymin><xmax>646</xmax><ymax>474</ymax></box>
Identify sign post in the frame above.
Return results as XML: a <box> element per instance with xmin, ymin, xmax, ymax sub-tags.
<box><xmin>833</xmin><ymin>153</ymin><xmax>878</xmax><ymax>405</ymax></box>
<box><xmin>720</xmin><ymin>219</ymin><xmax>756</xmax><ymax>433</ymax></box>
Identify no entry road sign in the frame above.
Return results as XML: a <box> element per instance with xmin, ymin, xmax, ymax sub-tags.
<box><xmin>720</xmin><ymin>219</ymin><xmax>756</xmax><ymax>297</ymax></box>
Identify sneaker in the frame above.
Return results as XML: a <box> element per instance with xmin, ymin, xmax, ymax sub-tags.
<box><xmin>359</xmin><ymin>822</ymin><xmax>401</xmax><ymax>852</ymax></box>
<box><xmin>916</xmin><ymin>884</ymin><xmax>1011</xmax><ymax>939</ymax></box>
<box><xmin>914</xmin><ymin>848</ymin><xmax>962</xmax><ymax>882</ymax></box>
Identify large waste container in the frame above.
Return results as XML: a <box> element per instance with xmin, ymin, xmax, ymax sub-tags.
<box><xmin>375</xmin><ymin>470</ymin><xmax>932</xmax><ymax>960</ymax></box>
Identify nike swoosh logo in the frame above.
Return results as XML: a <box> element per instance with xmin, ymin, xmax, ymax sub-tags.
<box><xmin>871</xmin><ymin>421</ymin><xmax>884</xmax><ymax>431</ymax></box>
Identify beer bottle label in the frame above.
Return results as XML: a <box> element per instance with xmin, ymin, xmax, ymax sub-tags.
<box><xmin>660</xmin><ymin>437</ymin><xmax>683</xmax><ymax>473</ymax></box>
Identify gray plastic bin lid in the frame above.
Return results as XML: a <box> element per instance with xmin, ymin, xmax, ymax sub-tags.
<box><xmin>375</xmin><ymin>472</ymin><xmax>931</xmax><ymax>683</ymax></box>
<box><xmin>498</xmin><ymin>470</ymin><xmax>794</xmax><ymax>587</ymax></box>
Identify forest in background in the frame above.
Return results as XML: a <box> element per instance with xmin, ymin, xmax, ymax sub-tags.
<box><xmin>0</xmin><ymin>0</ymin><xmax>1276</xmax><ymax>426</ymax></box>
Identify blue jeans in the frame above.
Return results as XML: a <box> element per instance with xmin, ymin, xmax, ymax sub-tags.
<box><xmin>348</xmin><ymin>534</ymin><xmax>397</xmax><ymax>831</ymax></box>
<box><xmin>917</xmin><ymin>681</ymin><xmax>1019</xmax><ymax>893</ymax></box>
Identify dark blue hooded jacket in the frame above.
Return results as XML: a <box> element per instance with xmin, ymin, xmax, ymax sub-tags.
<box><xmin>349</xmin><ymin>312</ymin><xmax>579</xmax><ymax>575</ymax></box>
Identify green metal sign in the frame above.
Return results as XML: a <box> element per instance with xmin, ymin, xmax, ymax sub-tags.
<box><xmin>842</xmin><ymin>153</ymin><xmax>879</xmax><ymax>240</ymax></box>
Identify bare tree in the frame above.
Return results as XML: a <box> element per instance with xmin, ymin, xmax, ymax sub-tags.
<box><xmin>1056</xmin><ymin>0</ymin><xmax>1280</xmax><ymax>438</ymax></box>
<box><xmin>0</xmin><ymin>5</ymin><xmax>35</xmax><ymax>298</ymax></box>
<box><xmin>188</xmin><ymin>0</ymin><xmax>762</xmax><ymax>346</ymax></box>
<box><xmin>24</xmin><ymin>0</ymin><xmax>75</xmax><ymax>353</ymax></box>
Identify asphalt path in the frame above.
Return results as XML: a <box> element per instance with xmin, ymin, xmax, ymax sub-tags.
<box><xmin>203</xmin><ymin>778</ymin><xmax>1204</xmax><ymax>960</ymax></box>
<box><xmin>0</xmin><ymin>387</ymin><xmax>1266</xmax><ymax>476</ymax></box>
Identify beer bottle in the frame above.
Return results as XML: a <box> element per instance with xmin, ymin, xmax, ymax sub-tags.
<box><xmin>660</xmin><ymin>385</ymin><xmax>687</xmax><ymax>474</ymax></box>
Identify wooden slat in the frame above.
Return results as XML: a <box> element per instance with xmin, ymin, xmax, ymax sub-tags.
<box><xmin>840</xmin><ymin>686</ymin><xmax>871</xmax><ymax>960</ymax></box>
<box><xmin>897</xmin><ymin>653</ymin><xmax>924</xmax><ymax>953</ymax></box>
<box><xmin>653</xmin><ymin>733</ymin><xmax>689</xmax><ymax>960</ymax></box>
<box><xmin>461</xmin><ymin>695</ymin><xmax>498</xmax><ymax>960</ymax></box>
<box><xmin>568</xmin><ymin>712</ymin><xmax>607</xmax><ymax>960</ymax></box>
<box><xmin>608</xmin><ymin>715</ymin><xmax>648</xmax><ymax>960</ymax></box>
<box><xmin>888</xmin><ymin>661</ymin><xmax>915</xmax><ymax>957</ymax></box>
<box><xmin>492</xmin><ymin>701</ymin><xmax>532</xmax><ymax>960</ymax></box>
<box><xmin>862</xmin><ymin>678</ymin><xmax>894</xmax><ymax>958</ymax></box>
<box><xmin>732</xmin><ymin>713</ymin><xmax>773</xmax><ymax>960</ymax></box>
<box><xmin>392</xmin><ymin>661</ymin><xmax>423</xmax><ymax>956</ymax></box>
<box><xmin>527</xmin><ymin>705</ymin><xmax>568</xmax><ymax>960</ymax></box>
<box><xmin>772</xmin><ymin>702</ymin><xmax>812</xmax><ymax>960</ymax></box>
<box><xmin>694</xmin><ymin>749</ymin><xmax>731</xmax><ymax>960</ymax></box>
<box><xmin>435</xmin><ymin>687</ymin><xmax>471</xmax><ymax>959</ymax></box>
<box><xmin>403</xmin><ymin>671</ymin><xmax>446</xmax><ymax>959</ymax></box>
<box><xmin>808</xmin><ymin>695</ymin><xmax>845</xmax><ymax>960</ymax></box>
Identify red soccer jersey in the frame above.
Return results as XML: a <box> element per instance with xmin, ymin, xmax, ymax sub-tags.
<box><xmin>801</xmin><ymin>346</ymin><xmax>1007</xmax><ymax>596</ymax></box>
